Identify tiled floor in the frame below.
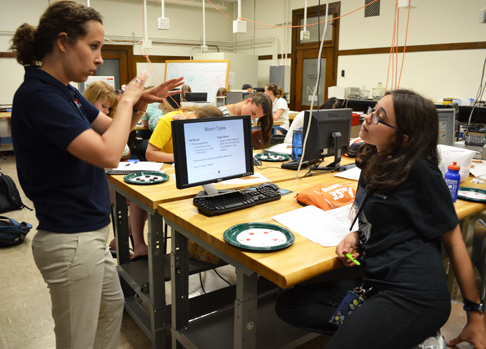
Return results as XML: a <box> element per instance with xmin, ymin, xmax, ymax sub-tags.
<box><xmin>0</xmin><ymin>155</ymin><xmax>472</xmax><ymax>348</ymax></box>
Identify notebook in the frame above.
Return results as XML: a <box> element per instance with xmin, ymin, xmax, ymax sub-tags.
<box><xmin>106</xmin><ymin>161</ymin><xmax>163</xmax><ymax>175</ymax></box>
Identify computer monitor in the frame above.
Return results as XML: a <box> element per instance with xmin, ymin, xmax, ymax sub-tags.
<box><xmin>167</xmin><ymin>89</ymin><xmax>181</xmax><ymax>109</ymax></box>
<box><xmin>301</xmin><ymin>108</ymin><xmax>353</xmax><ymax>171</ymax></box>
<box><xmin>185</xmin><ymin>92</ymin><xmax>208</xmax><ymax>102</ymax></box>
<box><xmin>172</xmin><ymin>115</ymin><xmax>254</xmax><ymax>197</ymax></box>
<box><xmin>436</xmin><ymin>108</ymin><xmax>455</xmax><ymax>146</ymax></box>
<box><xmin>226</xmin><ymin>91</ymin><xmax>252</xmax><ymax>105</ymax></box>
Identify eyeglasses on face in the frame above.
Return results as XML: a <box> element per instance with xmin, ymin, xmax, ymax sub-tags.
<box><xmin>366</xmin><ymin>106</ymin><xmax>401</xmax><ymax>132</ymax></box>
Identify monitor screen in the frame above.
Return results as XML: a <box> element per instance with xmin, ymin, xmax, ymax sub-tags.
<box><xmin>302</xmin><ymin>108</ymin><xmax>353</xmax><ymax>170</ymax></box>
<box><xmin>172</xmin><ymin>115</ymin><xmax>254</xmax><ymax>192</ymax></box>
<box><xmin>185</xmin><ymin>92</ymin><xmax>208</xmax><ymax>102</ymax></box>
<box><xmin>167</xmin><ymin>89</ymin><xmax>181</xmax><ymax>109</ymax></box>
<box><xmin>437</xmin><ymin>108</ymin><xmax>455</xmax><ymax>146</ymax></box>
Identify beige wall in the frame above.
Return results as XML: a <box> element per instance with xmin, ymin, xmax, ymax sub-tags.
<box><xmin>1</xmin><ymin>0</ymin><xmax>486</xmax><ymax>104</ymax></box>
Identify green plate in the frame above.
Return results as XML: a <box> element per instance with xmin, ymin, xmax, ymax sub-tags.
<box><xmin>457</xmin><ymin>187</ymin><xmax>486</xmax><ymax>203</ymax></box>
<box><xmin>255</xmin><ymin>153</ymin><xmax>290</xmax><ymax>162</ymax></box>
<box><xmin>223</xmin><ymin>222</ymin><xmax>295</xmax><ymax>251</ymax></box>
<box><xmin>124</xmin><ymin>171</ymin><xmax>169</xmax><ymax>185</ymax></box>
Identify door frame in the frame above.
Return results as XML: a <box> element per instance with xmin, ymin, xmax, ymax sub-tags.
<box><xmin>291</xmin><ymin>2</ymin><xmax>341</xmax><ymax>111</ymax></box>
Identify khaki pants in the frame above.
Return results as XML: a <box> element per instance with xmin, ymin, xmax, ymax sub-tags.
<box><xmin>32</xmin><ymin>225</ymin><xmax>124</xmax><ymax>349</ymax></box>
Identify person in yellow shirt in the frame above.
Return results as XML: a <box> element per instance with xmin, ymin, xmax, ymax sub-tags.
<box><xmin>146</xmin><ymin>105</ymin><xmax>223</xmax><ymax>163</ymax></box>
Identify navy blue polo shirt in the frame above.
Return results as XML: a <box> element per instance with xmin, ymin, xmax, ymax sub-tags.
<box><xmin>11</xmin><ymin>67</ymin><xmax>111</xmax><ymax>233</ymax></box>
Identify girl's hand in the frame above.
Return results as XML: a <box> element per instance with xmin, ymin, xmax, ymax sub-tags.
<box><xmin>447</xmin><ymin>312</ymin><xmax>486</xmax><ymax>349</ymax></box>
<box><xmin>336</xmin><ymin>232</ymin><xmax>360</xmax><ymax>267</ymax></box>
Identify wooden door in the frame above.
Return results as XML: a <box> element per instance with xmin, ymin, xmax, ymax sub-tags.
<box><xmin>98</xmin><ymin>45</ymin><xmax>135</xmax><ymax>90</ymax></box>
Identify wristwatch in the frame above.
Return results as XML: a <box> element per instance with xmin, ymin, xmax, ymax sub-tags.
<box><xmin>133</xmin><ymin>106</ymin><xmax>147</xmax><ymax>116</ymax></box>
<box><xmin>463</xmin><ymin>298</ymin><xmax>485</xmax><ymax>312</ymax></box>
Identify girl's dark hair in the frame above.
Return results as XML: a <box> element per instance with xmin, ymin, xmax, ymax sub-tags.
<box><xmin>247</xmin><ymin>92</ymin><xmax>273</xmax><ymax>148</ymax></box>
<box><xmin>10</xmin><ymin>0</ymin><xmax>103</xmax><ymax>66</ymax></box>
<box><xmin>321</xmin><ymin>97</ymin><xmax>342</xmax><ymax>109</ymax></box>
<box><xmin>266</xmin><ymin>83</ymin><xmax>284</xmax><ymax>98</ymax></box>
<box><xmin>356</xmin><ymin>89</ymin><xmax>439</xmax><ymax>195</ymax></box>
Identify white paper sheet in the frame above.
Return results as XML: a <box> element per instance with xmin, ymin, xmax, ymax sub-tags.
<box><xmin>264</xmin><ymin>143</ymin><xmax>293</xmax><ymax>155</ymax></box>
<box><xmin>470</xmin><ymin>160</ymin><xmax>486</xmax><ymax>178</ymax></box>
<box><xmin>106</xmin><ymin>161</ymin><xmax>164</xmax><ymax>174</ymax></box>
<box><xmin>218</xmin><ymin>172</ymin><xmax>271</xmax><ymax>185</ymax></box>
<box><xmin>272</xmin><ymin>205</ymin><xmax>354</xmax><ymax>247</ymax></box>
<box><xmin>334</xmin><ymin>166</ymin><xmax>361</xmax><ymax>181</ymax></box>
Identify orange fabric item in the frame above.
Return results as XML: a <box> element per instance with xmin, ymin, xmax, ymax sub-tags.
<box><xmin>295</xmin><ymin>183</ymin><xmax>356</xmax><ymax>211</ymax></box>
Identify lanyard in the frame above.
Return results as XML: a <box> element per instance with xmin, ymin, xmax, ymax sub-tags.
<box><xmin>349</xmin><ymin>192</ymin><xmax>369</xmax><ymax>231</ymax></box>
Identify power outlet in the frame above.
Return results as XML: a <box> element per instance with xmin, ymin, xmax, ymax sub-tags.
<box><xmin>201</xmin><ymin>45</ymin><xmax>208</xmax><ymax>52</ymax></box>
<box><xmin>300</xmin><ymin>30</ymin><xmax>310</xmax><ymax>41</ymax></box>
<box><xmin>158</xmin><ymin>17</ymin><xmax>170</xmax><ymax>30</ymax></box>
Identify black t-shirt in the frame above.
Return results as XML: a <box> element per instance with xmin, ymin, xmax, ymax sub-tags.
<box><xmin>12</xmin><ymin>67</ymin><xmax>110</xmax><ymax>233</ymax></box>
<box><xmin>355</xmin><ymin>157</ymin><xmax>458</xmax><ymax>299</ymax></box>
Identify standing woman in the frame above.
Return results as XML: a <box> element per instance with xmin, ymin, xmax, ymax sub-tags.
<box><xmin>275</xmin><ymin>90</ymin><xmax>486</xmax><ymax>348</ymax></box>
<box><xmin>218</xmin><ymin>92</ymin><xmax>273</xmax><ymax>149</ymax></box>
<box><xmin>264</xmin><ymin>83</ymin><xmax>289</xmax><ymax>135</ymax></box>
<box><xmin>9</xmin><ymin>1</ymin><xmax>183</xmax><ymax>348</ymax></box>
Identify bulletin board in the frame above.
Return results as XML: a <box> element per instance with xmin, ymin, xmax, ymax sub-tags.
<box><xmin>164</xmin><ymin>60</ymin><xmax>230</xmax><ymax>102</ymax></box>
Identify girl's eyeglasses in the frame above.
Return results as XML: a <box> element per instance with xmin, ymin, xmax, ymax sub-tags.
<box><xmin>366</xmin><ymin>106</ymin><xmax>401</xmax><ymax>132</ymax></box>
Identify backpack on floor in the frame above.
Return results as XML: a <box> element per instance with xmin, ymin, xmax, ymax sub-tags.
<box><xmin>0</xmin><ymin>216</ymin><xmax>32</xmax><ymax>247</ymax></box>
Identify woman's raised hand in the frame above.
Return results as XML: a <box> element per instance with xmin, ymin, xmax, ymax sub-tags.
<box><xmin>140</xmin><ymin>76</ymin><xmax>185</xmax><ymax>104</ymax></box>
<box><xmin>122</xmin><ymin>71</ymin><xmax>149</xmax><ymax>106</ymax></box>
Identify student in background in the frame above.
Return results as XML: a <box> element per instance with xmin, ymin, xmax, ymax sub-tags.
<box><xmin>83</xmin><ymin>80</ymin><xmax>131</xmax><ymax>160</ymax></box>
<box><xmin>284</xmin><ymin>97</ymin><xmax>342</xmax><ymax>144</ymax></box>
<box><xmin>242</xmin><ymin>84</ymin><xmax>254</xmax><ymax>93</ymax></box>
<box><xmin>215</xmin><ymin>87</ymin><xmax>227</xmax><ymax>107</ymax></box>
<box><xmin>216</xmin><ymin>87</ymin><xmax>227</xmax><ymax>96</ymax></box>
<box><xmin>83</xmin><ymin>80</ymin><xmax>118</xmax><ymax>117</ymax></box>
<box><xmin>218</xmin><ymin>92</ymin><xmax>273</xmax><ymax>149</ymax></box>
<box><xmin>138</xmin><ymin>100</ymin><xmax>174</xmax><ymax>139</ymax></box>
<box><xmin>275</xmin><ymin>90</ymin><xmax>486</xmax><ymax>349</ymax></box>
<box><xmin>10</xmin><ymin>1</ymin><xmax>184</xmax><ymax>347</ymax></box>
<box><xmin>265</xmin><ymin>83</ymin><xmax>289</xmax><ymax>136</ymax></box>
<box><xmin>181</xmin><ymin>84</ymin><xmax>191</xmax><ymax>101</ymax></box>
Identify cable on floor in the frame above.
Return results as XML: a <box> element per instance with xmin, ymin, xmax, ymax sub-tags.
<box><xmin>214</xmin><ymin>269</ymin><xmax>232</xmax><ymax>286</ymax></box>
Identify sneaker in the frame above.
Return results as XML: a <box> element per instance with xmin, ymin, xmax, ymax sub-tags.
<box><xmin>412</xmin><ymin>331</ymin><xmax>446</xmax><ymax>349</ymax></box>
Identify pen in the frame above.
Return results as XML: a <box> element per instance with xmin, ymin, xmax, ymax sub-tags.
<box><xmin>345</xmin><ymin>253</ymin><xmax>361</xmax><ymax>266</ymax></box>
<box><xmin>124</xmin><ymin>163</ymin><xmax>131</xmax><ymax>167</ymax></box>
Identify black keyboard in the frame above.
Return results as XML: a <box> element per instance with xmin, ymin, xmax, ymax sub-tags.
<box><xmin>193</xmin><ymin>184</ymin><xmax>281</xmax><ymax>216</ymax></box>
<box><xmin>281</xmin><ymin>159</ymin><xmax>318</xmax><ymax>170</ymax></box>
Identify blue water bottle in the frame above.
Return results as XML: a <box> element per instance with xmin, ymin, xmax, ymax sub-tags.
<box><xmin>444</xmin><ymin>161</ymin><xmax>460</xmax><ymax>202</ymax></box>
<box><xmin>291</xmin><ymin>127</ymin><xmax>303</xmax><ymax>161</ymax></box>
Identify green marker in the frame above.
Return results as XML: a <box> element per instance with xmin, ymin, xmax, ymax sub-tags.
<box><xmin>345</xmin><ymin>253</ymin><xmax>361</xmax><ymax>266</ymax></box>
